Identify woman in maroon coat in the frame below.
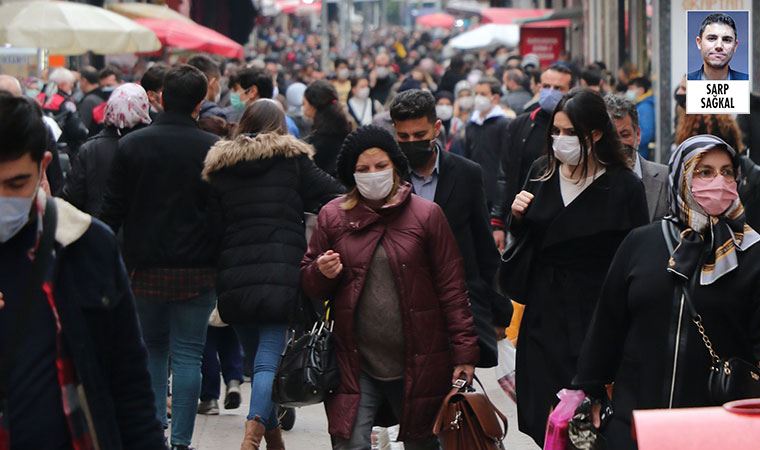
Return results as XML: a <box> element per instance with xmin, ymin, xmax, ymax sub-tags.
<box><xmin>300</xmin><ymin>125</ymin><xmax>479</xmax><ymax>449</ymax></box>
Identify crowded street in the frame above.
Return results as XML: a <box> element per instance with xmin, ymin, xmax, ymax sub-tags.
<box><xmin>0</xmin><ymin>1</ymin><xmax>758</xmax><ymax>450</ymax></box>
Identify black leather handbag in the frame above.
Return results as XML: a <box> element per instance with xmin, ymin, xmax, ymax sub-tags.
<box><xmin>661</xmin><ymin>220</ymin><xmax>760</xmax><ymax>404</ymax></box>
<box><xmin>272</xmin><ymin>309</ymin><xmax>339</xmax><ymax>408</ymax></box>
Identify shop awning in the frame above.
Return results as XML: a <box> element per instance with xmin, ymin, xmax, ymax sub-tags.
<box><xmin>521</xmin><ymin>19</ymin><xmax>571</xmax><ymax>29</ymax></box>
<box><xmin>480</xmin><ymin>8</ymin><xmax>554</xmax><ymax>25</ymax></box>
<box><xmin>135</xmin><ymin>18</ymin><xmax>244</xmax><ymax>59</ymax></box>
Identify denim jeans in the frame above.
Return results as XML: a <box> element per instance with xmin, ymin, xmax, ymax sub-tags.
<box><xmin>200</xmin><ymin>325</ymin><xmax>244</xmax><ymax>401</ymax></box>
<box><xmin>332</xmin><ymin>373</ymin><xmax>441</xmax><ymax>450</ymax></box>
<box><xmin>135</xmin><ymin>291</ymin><xmax>215</xmax><ymax>447</ymax></box>
<box><xmin>232</xmin><ymin>324</ymin><xmax>287</xmax><ymax>429</ymax></box>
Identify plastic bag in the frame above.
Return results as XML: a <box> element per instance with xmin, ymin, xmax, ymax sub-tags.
<box><xmin>495</xmin><ymin>339</ymin><xmax>517</xmax><ymax>402</ymax></box>
<box><xmin>544</xmin><ymin>389</ymin><xmax>587</xmax><ymax>450</ymax></box>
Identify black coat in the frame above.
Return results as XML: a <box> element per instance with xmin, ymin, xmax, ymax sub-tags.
<box><xmin>510</xmin><ymin>160</ymin><xmax>649</xmax><ymax>445</ymax></box>
<box><xmin>490</xmin><ymin>107</ymin><xmax>552</xmax><ymax>227</ymax></box>
<box><xmin>43</xmin><ymin>198</ymin><xmax>164</xmax><ymax>449</ymax></box>
<box><xmin>99</xmin><ymin>112</ymin><xmax>219</xmax><ymax>269</ymax></box>
<box><xmin>463</xmin><ymin>115</ymin><xmax>511</xmax><ymax>208</ymax></box>
<box><xmin>202</xmin><ymin>133</ymin><xmax>345</xmax><ymax>324</ymax></box>
<box><xmin>63</xmin><ymin>127</ymin><xmax>138</xmax><ymax>216</ymax></box>
<box><xmin>574</xmin><ymin>222</ymin><xmax>760</xmax><ymax>450</ymax></box>
<box><xmin>433</xmin><ymin>150</ymin><xmax>512</xmax><ymax>368</ymax></box>
<box><xmin>305</xmin><ymin>130</ymin><xmax>350</xmax><ymax>177</ymax></box>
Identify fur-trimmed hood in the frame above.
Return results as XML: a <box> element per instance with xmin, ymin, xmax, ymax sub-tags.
<box><xmin>202</xmin><ymin>132</ymin><xmax>315</xmax><ymax>180</ymax></box>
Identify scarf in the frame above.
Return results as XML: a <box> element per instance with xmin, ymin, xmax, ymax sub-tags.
<box><xmin>667</xmin><ymin>134</ymin><xmax>760</xmax><ymax>285</ymax></box>
<box><xmin>105</xmin><ymin>83</ymin><xmax>152</xmax><ymax>131</ymax></box>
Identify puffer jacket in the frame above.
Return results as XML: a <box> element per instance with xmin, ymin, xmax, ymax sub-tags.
<box><xmin>300</xmin><ymin>184</ymin><xmax>480</xmax><ymax>440</ymax></box>
<box><xmin>202</xmin><ymin>133</ymin><xmax>344</xmax><ymax>324</ymax></box>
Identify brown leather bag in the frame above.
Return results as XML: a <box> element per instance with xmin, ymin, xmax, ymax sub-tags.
<box><xmin>433</xmin><ymin>376</ymin><xmax>509</xmax><ymax>450</ymax></box>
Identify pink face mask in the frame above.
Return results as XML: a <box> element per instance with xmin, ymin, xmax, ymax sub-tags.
<box><xmin>691</xmin><ymin>175</ymin><xmax>738</xmax><ymax>216</ymax></box>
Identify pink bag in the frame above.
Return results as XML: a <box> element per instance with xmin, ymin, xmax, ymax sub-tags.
<box><xmin>544</xmin><ymin>389</ymin><xmax>587</xmax><ymax>450</ymax></box>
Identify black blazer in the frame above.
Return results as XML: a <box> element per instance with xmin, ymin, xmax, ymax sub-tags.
<box><xmin>433</xmin><ymin>149</ymin><xmax>512</xmax><ymax>368</ymax></box>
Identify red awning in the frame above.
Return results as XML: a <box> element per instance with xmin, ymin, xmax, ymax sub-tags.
<box><xmin>135</xmin><ymin>18</ymin><xmax>244</xmax><ymax>59</ymax></box>
<box><xmin>480</xmin><ymin>7</ymin><xmax>553</xmax><ymax>25</ymax></box>
<box><xmin>521</xmin><ymin>19</ymin><xmax>571</xmax><ymax>29</ymax></box>
<box><xmin>416</xmin><ymin>12</ymin><xmax>456</xmax><ymax>28</ymax></box>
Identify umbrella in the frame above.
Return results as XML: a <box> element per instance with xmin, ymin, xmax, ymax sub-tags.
<box><xmin>135</xmin><ymin>18</ymin><xmax>244</xmax><ymax>59</ymax></box>
<box><xmin>448</xmin><ymin>24</ymin><xmax>520</xmax><ymax>50</ymax></box>
<box><xmin>106</xmin><ymin>3</ymin><xmax>195</xmax><ymax>24</ymax></box>
<box><xmin>416</xmin><ymin>12</ymin><xmax>456</xmax><ymax>29</ymax></box>
<box><xmin>0</xmin><ymin>1</ymin><xmax>161</xmax><ymax>55</ymax></box>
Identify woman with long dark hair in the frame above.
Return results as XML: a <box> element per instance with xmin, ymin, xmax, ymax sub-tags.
<box><xmin>203</xmin><ymin>99</ymin><xmax>344</xmax><ymax>449</ymax></box>
<box><xmin>302</xmin><ymin>80</ymin><xmax>353</xmax><ymax>176</ymax></box>
<box><xmin>502</xmin><ymin>88</ymin><xmax>649</xmax><ymax>446</ymax></box>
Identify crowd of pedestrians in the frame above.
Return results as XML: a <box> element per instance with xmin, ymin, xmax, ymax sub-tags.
<box><xmin>0</xmin><ymin>17</ymin><xmax>758</xmax><ymax>450</ymax></box>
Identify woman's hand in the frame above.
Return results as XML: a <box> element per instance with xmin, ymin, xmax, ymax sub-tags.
<box><xmin>511</xmin><ymin>190</ymin><xmax>534</xmax><ymax>219</ymax></box>
<box><xmin>316</xmin><ymin>250</ymin><xmax>343</xmax><ymax>279</ymax></box>
<box><xmin>452</xmin><ymin>364</ymin><xmax>475</xmax><ymax>385</ymax></box>
<box><xmin>0</xmin><ymin>291</ymin><xmax>4</xmax><ymax>310</ymax></box>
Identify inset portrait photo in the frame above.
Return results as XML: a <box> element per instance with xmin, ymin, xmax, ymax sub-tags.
<box><xmin>686</xmin><ymin>10</ymin><xmax>751</xmax><ymax>114</ymax></box>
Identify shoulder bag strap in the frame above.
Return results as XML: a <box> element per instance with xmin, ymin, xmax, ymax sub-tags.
<box><xmin>0</xmin><ymin>196</ymin><xmax>58</xmax><ymax>409</ymax></box>
<box><xmin>472</xmin><ymin>375</ymin><xmax>509</xmax><ymax>439</ymax></box>
<box><xmin>660</xmin><ymin>220</ymin><xmax>722</xmax><ymax>365</ymax></box>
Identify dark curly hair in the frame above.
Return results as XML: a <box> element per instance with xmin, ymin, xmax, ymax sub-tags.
<box><xmin>389</xmin><ymin>89</ymin><xmax>437</xmax><ymax>124</ymax></box>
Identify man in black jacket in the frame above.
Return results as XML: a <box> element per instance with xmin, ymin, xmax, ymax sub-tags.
<box><xmin>491</xmin><ymin>64</ymin><xmax>574</xmax><ymax>250</ymax></box>
<box><xmin>0</xmin><ymin>95</ymin><xmax>164</xmax><ymax>449</ymax></box>
<box><xmin>100</xmin><ymin>65</ymin><xmax>219</xmax><ymax>450</ymax></box>
<box><xmin>389</xmin><ymin>89</ymin><xmax>512</xmax><ymax>368</ymax></box>
<box><xmin>188</xmin><ymin>54</ymin><xmax>227</xmax><ymax>120</ymax></box>
<box><xmin>464</xmin><ymin>76</ymin><xmax>511</xmax><ymax>210</ymax></box>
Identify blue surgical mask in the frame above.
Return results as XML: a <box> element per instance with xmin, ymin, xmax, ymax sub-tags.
<box><xmin>538</xmin><ymin>88</ymin><xmax>564</xmax><ymax>113</ymax></box>
<box><xmin>0</xmin><ymin>182</ymin><xmax>39</xmax><ymax>243</ymax></box>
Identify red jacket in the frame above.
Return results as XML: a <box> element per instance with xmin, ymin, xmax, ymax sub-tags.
<box><xmin>301</xmin><ymin>183</ymin><xmax>479</xmax><ymax>440</ymax></box>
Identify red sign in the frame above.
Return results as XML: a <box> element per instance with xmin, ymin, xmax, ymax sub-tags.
<box><xmin>519</xmin><ymin>27</ymin><xmax>565</xmax><ymax>68</ymax></box>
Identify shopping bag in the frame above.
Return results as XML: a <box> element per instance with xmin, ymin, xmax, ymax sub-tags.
<box><xmin>495</xmin><ymin>339</ymin><xmax>516</xmax><ymax>402</ymax></box>
<box><xmin>545</xmin><ymin>389</ymin><xmax>587</xmax><ymax>450</ymax></box>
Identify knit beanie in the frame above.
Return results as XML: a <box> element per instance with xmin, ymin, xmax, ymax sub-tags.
<box><xmin>336</xmin><ymin>125</ymin><xmax>410</xmax><ymax>188</ymax></box>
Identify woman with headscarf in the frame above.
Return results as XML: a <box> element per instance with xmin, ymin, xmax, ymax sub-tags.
<box><xmin>62</xmin><ymin>83</ymin><xmax>151</xmax><ymax>215</ymax></box>
<box><xmin>574</xmin><ymin>134</ymin><xmax>760</xmax><ymax>450</ymax></box>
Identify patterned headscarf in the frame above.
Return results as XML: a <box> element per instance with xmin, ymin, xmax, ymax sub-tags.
<box><xmin>667</xmin><ymin>134</ymin><xmax>759</xmax><ymax>285</ymax></box>
<box><xmin>105</xmin><ymin>83</ymin><xmax>151</xmax><ymax>130</ymax></box>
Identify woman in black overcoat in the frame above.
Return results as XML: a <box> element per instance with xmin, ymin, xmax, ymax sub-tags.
<box><xmin>502</xmin><ymin>88</ymin><xmax>649</xmax><ymax>446</ymax></box>
<box><xmin>302</xmin><ymin>80</ymin><xmax>354</xmax><ymax>177</ymax></box>
<box><xmin>574</xmin><ymin>134</ymin><xmax>760</xmax><ymax>450</ymax></box>
<box><xmin>202</xmin><ymin>99</ymin><xmax>344</xmax><ymax>449</ymax></box>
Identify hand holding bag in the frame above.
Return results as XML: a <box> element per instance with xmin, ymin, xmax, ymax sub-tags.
<box><xmin>661</xmin><ymin>220</ymin><xmax>760</xmax><ymax>404</ymax></box>
<box><xmin>433</xmin><ymin>376</ymin><xmax>508</xmax><ymax>450</ymax></box>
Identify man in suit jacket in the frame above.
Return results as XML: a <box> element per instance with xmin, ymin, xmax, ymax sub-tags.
<box><xmin>605</xmin><ymin>94</ymin><xmax>669</xmax><ymax>221</ymax></box>
<box><xmin>389</xmin><ymin>89</ymin><xmax>512</xmax><ymax>368</ymax></box>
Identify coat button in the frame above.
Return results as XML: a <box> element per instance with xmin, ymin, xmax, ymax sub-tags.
<box><xmin>101</xmin><ymin>296</ymin><xmax>110</xmax><ymax>307</ymax></box>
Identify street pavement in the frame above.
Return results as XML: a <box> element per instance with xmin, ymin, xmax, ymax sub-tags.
<box><xmin>191</xmin><ymin>367</ymin><xmax>540</xmax><ymax>450</ymax></box>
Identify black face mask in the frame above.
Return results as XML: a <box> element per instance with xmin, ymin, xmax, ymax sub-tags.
<box><xmin>674</xmin><ymin>92</ymin><xmax>686</xmax><ymax>109</ymax></box>
<box><xmin>398</xmin><ymin>139</ymin><xmax>435</xmax><ymax>170</ymax></box>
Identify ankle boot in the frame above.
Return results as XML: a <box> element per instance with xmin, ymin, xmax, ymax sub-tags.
<box><xmin>240</xmin><ymin>418</ymin><xmax>265</xmax><ymax>450</ymax></box>
<box><xmin>264</xmin><ymin>426</ymin><xmax>285</xmax><ymax>450</ymax></box>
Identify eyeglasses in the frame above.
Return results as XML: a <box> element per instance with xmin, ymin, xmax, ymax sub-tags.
<box><xmin>693</xmin><ymin>167</ymin><xmax>736</xmax><ymax>180</ymax></box>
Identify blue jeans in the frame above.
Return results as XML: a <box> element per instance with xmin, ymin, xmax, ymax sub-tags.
<box><xmin>200</xmin><ymin>325</ymin><xmax>244</xmax><ymax>401</ymax></box>
<box><xmin>233</xmin><ymin>324</ymin><xmax>287</xmax><ymax>429</ymax></box>
<box><xmin>135</xmin><ymin>291</ymin><xmax>215</xmax><ymax>447</ymax></box>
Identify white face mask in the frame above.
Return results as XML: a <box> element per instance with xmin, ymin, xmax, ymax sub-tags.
<box><xmin>474</xmin><ymin>94</ymin><xmax>492</xmax><ymax>113</ymax></box>
<box><xmin>0</xmin><ymin>177</ymin><xmax>40</xmax><ymax>243</ymax></box>
<box><xmin>354</xmin><ymin>169</ymin><xmax>394</xmax><ymax>201</ymax></box>
<box><xmin>337</xmin><ymin>68</ymin><xmax>350</xmax><ymax>80</ymax></box>
<box><xmin>457</xmin><ymin>96</ymin><xmax>474</xmax><ymax>111</ymax></box>
<box><xmin>355</xmin><ymin>87</ymin><xmax>370</xmax><ymax>100</ymax></box>
<box><xmin>625</xmin><ymin>90</ymin><xmax>638</xmax><ymax>101</ymax></box>
<box><xmin>552</xmin><ymin>135</ymin><xmax>583</xmax><ymax>166</ymax></box>
<box><xmin>375</xmin><ymin>66</ymin><xmax>390</xmax><ymax>79</ymax></box>
<box><xmin>436</xmin><ymin>104</ymin><xmax>453</xmax><ymax>121</ymax></box>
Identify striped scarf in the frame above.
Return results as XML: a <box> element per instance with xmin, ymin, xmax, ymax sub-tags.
<box><xmin>667</xmin><ymin>135</ymin><xmax>760</xmax><ymax>285</ymax></box>
<box><xmin>0</xmin><ymin>191</ymin><xmax>94</xmax><ymax>450</ymax></box>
